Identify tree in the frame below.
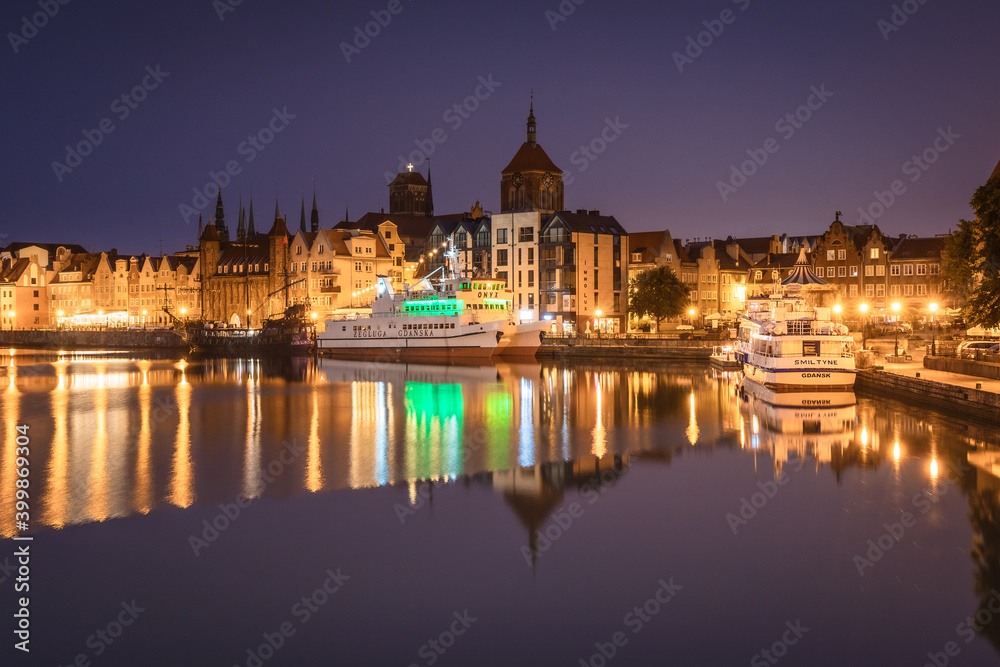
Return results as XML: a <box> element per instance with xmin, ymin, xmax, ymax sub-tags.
<box><xmin>942</xmin><ymin>218</ymin><xmax>978</xmax><ymax>303</ymax></box>
<box><xmin>955</xmin><ymin>173</ymin><xmax>1000</xmax><ymax>328</ymax></box>
<box><xmin>628</xmin><ymin>266</ymin><xmax>689</xmax><ymax>331</ymax></box>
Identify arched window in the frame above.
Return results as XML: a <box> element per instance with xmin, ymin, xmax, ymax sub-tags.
<box><xmin>754</xmin><ymin>271</ymin><xmax>762</xmax><ymax>281</ymax></box>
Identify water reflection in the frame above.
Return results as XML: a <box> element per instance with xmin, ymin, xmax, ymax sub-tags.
<box><xmin>0</xmin><ymin>354</ymin><xmax>998</xmax><ymax>549</ymax></box>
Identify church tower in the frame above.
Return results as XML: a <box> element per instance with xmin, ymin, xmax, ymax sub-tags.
<box><xmin>214</xmin><ymin>189</ymin><xmax>230</xmax><ymax>241</ymax></box>
<box><xmin>388</xmin><ymin>164</ymin><xmax>429</xmax><ymax>215</ymax></box>
<box><xmin>500</xmin><ymin>97</ymin><xmax>564</xmax><ymax>214</ymax></box>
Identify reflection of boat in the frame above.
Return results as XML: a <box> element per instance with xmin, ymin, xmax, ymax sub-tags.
<box><xmin>317</xmin><ymin>275</ymin><xmax>546</xmax><ymax>361</ymax></box>
<box><xmin>187</xmin><ymin>304</ymin><xmax>314</xmax><ymax>357</ymax></box>
<box><xmin>736</xmin><ymin>291</ymin><xmax>855</xmax><ymax>391</ymax></box>
<box><xmin>738</xmin><ymin>378</ymin><xmax>857</xmax><ymax>465</ymax></box>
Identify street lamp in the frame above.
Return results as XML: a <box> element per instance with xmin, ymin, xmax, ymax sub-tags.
<box><xmin>688</xmin><ymin>308</ymin><xmax>696</xmax><ymax>327</ymax></box>
<box><xmin>6</xmin><ymin>311</ymin><xmax>13</xmax><ymax>331</ymax></box>
<box><xmin>859</xmin><ymin>303</ymin><xmax>869</xmax><ymax>349</ymax></box>
<box><xmin>891</xmin><ymin>302</ymin><xmax>901</xmax><ymax>357</ymax></box>
<box><xmin>595</xmin><ymin>309</ymin><xmax>603</xmax><ymax>335</ymax></box>
<box><xmin>929</xmin><ymin>302</ymin><xmax>938</xmax><ymax>356</ymax></box>
<box><xmin>142</xmin><ymin>310</ymin><xmax>148</xmax><ymax>330</ymax></box>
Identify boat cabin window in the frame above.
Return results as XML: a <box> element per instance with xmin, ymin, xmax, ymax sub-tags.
<box><xmin>802</xmin><ymin>341</ymin><xmax>819</xmax><ymax>356</ymax></box>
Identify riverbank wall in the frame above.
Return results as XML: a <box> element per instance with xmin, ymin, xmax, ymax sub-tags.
<box><xmin>537</xmin><ymin>338</ymin><xmax>713</xmax><ymax>361</ymax></box>
<box><xmin>0</xmin><ymin>329</ymin><xmax>186</xmax><ymax>350</ymax></box>
<box><xmin>855</xmin><ymin>369</ymin><xmax>1000</xmax><ymax>422</ymax></box>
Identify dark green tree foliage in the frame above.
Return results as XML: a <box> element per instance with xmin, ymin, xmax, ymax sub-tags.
<box><xmin>961</xmin><ymin>174</ymin><xmax>1000</xmax><ymax>328</ymax></box>
<box><xmin>628</xmin><ymin>266</ymin><xmax>689</xmax><ymax>329</ymax></box>
<box><xmin>942</xmin><ymin>218</ymin><xmax>978</xmax><ymax>302</ymax></box>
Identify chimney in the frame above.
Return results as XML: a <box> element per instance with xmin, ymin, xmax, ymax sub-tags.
<box><xmin>588</xmin><ymin>210</ymin><xmax>600</xmax><ymax>216</ymax></box>
<box><xmin>576</xmin><ymin>209</ymin><xmax>587</xmax><ymax>215</ymax></box>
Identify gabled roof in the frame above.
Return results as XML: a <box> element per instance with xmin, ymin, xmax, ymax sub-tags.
<box><xmin>501</xmin><ymin>142</ymin><xmax>563</xmax><ymax>174</ymax></box>
<box><xmin>889</xmin><ymin>236</ymin><xmax>946</xmax><ymax>260</ymax></box>
<box><xmin>546</xmin><ymin>211</ymin><xmax>626</xmax><ymax>235</ymax></box>
<box><xmin>730</xmin><ymin>236</ymin><xmax>777</xmax><ymax>255</ymax></box>
<box><xmin>752</xmin><ymin>252</ymin><xmax>804</xmax><ymax>271</ymax></box>
<box><xmin>2</xmin><ymin>241</ymin><xmax>87</xmax><ymax>256</ymax></box>
<box><xmin>991</xmin><ymin>158</ymin><xmax>1000</xmax><ymax>181</ymax></box>
<box><xmin>344</xmin><ymin>212</ymin><xmax>467</xmax><ymax>240</ymax></box>
<box><xmin>0</xmin><ymin>257</ymin><xmax>30</xmax><ymax>282</ymax></box>
<box><xmin>673</xmin><ymin>239</ymin><xmax>694</xmax><ymax>264</ymax></box>
<box><xmin>628</xmin><ymin>231</ymin><xmax>670</xmax><ymax>262</ymax></box>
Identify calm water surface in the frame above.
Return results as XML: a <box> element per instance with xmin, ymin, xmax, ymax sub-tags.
<box><xmin>2</xmin><ymin>351</ymin><xmax>1000</xmax><ymax>666</ymax></box>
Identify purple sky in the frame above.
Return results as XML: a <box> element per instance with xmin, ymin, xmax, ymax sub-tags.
<box><xmin>3</xmin><ymin>0</ymin><xmax>998</xmax><ymax>256</ymax></box>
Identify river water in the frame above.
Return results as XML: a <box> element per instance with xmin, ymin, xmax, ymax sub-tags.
<box><xmin>2</xmin><ymin>350</ymin><xmax>999</xmax><ymax>666</ymax></box>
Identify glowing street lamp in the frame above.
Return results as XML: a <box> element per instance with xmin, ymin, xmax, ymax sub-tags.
<box><xmin>891</xmin><ymin>302</ymin><xmax>901</xmax><ymax>357</ymax></box>
<box><xmin>929</xmin><ymin>302</ymin><xmax>938</xmax><ymax>356</ymax></box>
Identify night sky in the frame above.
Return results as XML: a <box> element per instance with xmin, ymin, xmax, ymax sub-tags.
<box><xmin>3</xmin><ymin>0</ymin><xmax>998</xmax><ymax>256</ymax></box>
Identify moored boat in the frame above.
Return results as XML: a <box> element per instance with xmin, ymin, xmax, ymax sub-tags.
<box><xmin>317</xmin><ymin>275</ymin><xmax>546</xmax><ymax>361</ymax></box>
<box><xmin>187</xmin><ymin>304</ymin><xmax>314</xmax><ymax>357</ymax></box>
<box><xmin>736</xmin><ymin>292</ymin><xmax>856</xmax><ymax>391</ymax></box>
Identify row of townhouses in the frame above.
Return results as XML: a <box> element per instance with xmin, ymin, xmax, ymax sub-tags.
<box><xmin>1</xmin><ymin>104</ymin><xmax>973</xmax><ymax>332</ymax></box>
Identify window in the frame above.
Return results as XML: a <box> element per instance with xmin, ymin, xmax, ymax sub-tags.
<box><xmin>594</xmin><ymin>247</ymin><xmax>599</xmax><ymax>266</ymax></box>
<box><xmin>929</xmin><ymin>264</ymin><xmax>940</xmax><ymax>275</ymax></box>
<box><xmin>866</xmin><ymin>284</ymin><xmax>874</xmax><ymax>298</ymax></box>
<box><xmin>870</xmin><ymin>248</ymin><xmax>880</xmax><ymax>259</ymax></box>
<box><xmin>33</xmin><ymin>290</ymin><xmax>38</xmax><ymax>297</ymax></box>
<box><xmin>827</xmin><ymin>250</ymin><xmax>835</xmax><ymax>261</ymax></box>
<box><xmin>890</xmin><ymin>265</ymin><xmax>900</xmax><ymax>276</ymax></box>
<box><xmin>355</xmin><ymin>261</ymin><xmax>362</xmax><ymax>271</ymax></box>
<box><xmin>497</xmin><ymin>228</ymin><xmax>508</xmax><ymax>244</ymax></box>
<box><xmin>904</xmin><ymin>285</ymin><xmax>913</xmax><ymax>296</ymax></box>
<box><xmin>850</xmin><ymin>266</ymin><xmax>858</xmax><ymax>277</ymax></box>
<box><xmin>903</xmin><ymin>265</ymin><xmax>913</xmax><ymax>276</ymax></box>
<box><xmin>519</xmin><ymin>227</ymin><xmax>533</xmax><ymax>243</ymax></box>
<box><xmin>890</xmin><ymin>285</ymin><xmax>900</xmax><ymax>296</ymax></box>
<box><xmin>497</xmin><ymin>249</ymin><xmax>508</xmax><ymax>266</ymax></box>
<box><xmin>849</xmin><ymin>285</ymin><xmax>858</xmax><ymax>297</ymax></box>
<box><xmin>365</xmin><ymin>263</ymin><xmax>373</xmax><ymax>272</ymax></box>
<box><xmin>838</xmin><ymin>267</ymin><xmax>846</xmax><ymax>277</ymax></box>
<box><xmin>876</xmin><ymin>265</ymin><xmax>885</xmax><ymax>276</ymax></box>
<box><xmin>518</xmin><ymin>271</ymin><xmax>522</xmax><ymax>287</ymax></box>
<box><xmin>838</xmin><ymin>249</ymin><xmax>846</xmax><ymax>260</ymax></box>
<box><xmin>528</xmin><ymin>248</ymin><xmax>534</xmax><ymax>265</ymax></box>
<box><xmin>917</xmin><ymin>284</ymin><xmax>926</xmax><ymax>295</ymax></box>
<box><xmin>385</xmin><ymin>230</ymin><xmax>392</xmax><ymax>239</ymax></box>
<box><xmin>826</xmin><ymin>267</ymin><xmax>835</xmax><ymax>277</ymax></box>
<box><xmin>296</xmin><ymin>246</ymin><xmax>302</xmax><ymax>255</ymax></box>
<box><xmin>318</xmin><ymin>245</ymin><xmax>324</xmax><ymax>254</ymax></box>
<box><xmin>865</xmin><ymin>265</ymin><xmax>874</xmax><ymax>277</ymax></box>
<box><xmin>690</xmin><ymin>290</ymin><xmax>698</xmax><ymax>301</ymax></box>
<box><xmin>33</xmin><ymin>304</ymin><xmax>38</xmax><ymax>311</ymax></box>
<box><xmin>755</xmin><ymin>271</ymin><xmax>762</xmax><ymax>281</ymax></box>
<box><xmin>917</xmin><ymin>264</ymin><xmax>926</xmax><ymax>275</ymax></box>
<box><xmin>876</xmin><ymin>285</ymin><xmax>885</xmax><ymax>297</ymax></box>
<box><xmin>528</xmin><ymin>271</ymin><xmax>534</xmax><ymax>287</ymax></box>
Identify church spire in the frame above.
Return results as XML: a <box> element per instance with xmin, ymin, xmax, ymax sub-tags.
<box><xmin>197</xmin><ymin>213</ymin><xmax>203</xmax><ymax>239</ymax></box>
<box><xmin>274</xmin><ymin>196</ymin><xmax>281</xmax><ymax>222</ymax></box>
<box><xmin>310</xmin><ymin>185</ymin><xmax>319</xmax><ymax>233</ymax></box>
<box><xmin>526</xmin><ymin>92</ymin><xmax>536</xmax><ymax>146</ymax></box>
<box><xmin>214</xmin><ymin>186</ymin><xmax>229</xmax><ymax>241</ymax></box>
<box><xmin>248</xmin><ymin>197</ymin><xmax>256</xmax><ymax>237</ymax></box>
<box><xmin>425</xmin><ymin>161</ymin><xmax>434</xmax><ymax>217</ymax></box>
<box><xmin>344</xmin><ymin>203</ymin><xmax>350</xmax><ymax>224</ymax></box>
<box><xmin>236</xmin><ymin>193</ymin><xmax>246</xmax><ymax>242</ymax></box>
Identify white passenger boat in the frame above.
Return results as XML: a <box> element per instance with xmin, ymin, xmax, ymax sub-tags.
<box><xmin>317</xmin><ymin>275</ymin><xmax>547</xmax><ymax>361</ymax></box>
<box><xmin>735</xmin><ymin>292</ymin><xmax>856</xmax><ymax>391</ymax></box>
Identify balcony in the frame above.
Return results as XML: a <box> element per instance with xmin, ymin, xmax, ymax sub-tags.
<box><xmin>320</xmin><ymin>285</ymin><xmax>342</xmax><ymax>293</ymax></box>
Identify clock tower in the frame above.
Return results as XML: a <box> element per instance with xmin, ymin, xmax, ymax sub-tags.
<box><xmin>500</xmin><ymin>98</ymin><xmax>564</xmax><ymax>214</ymax></box>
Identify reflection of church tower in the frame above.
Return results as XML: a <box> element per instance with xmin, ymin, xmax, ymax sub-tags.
<box><xmin>388</xmin><ymin>165</ymin><xmax>430</xmax><ymax>215</ymax></box>
<box><xmin>499</xmin><ymin>97</ymin><xmax>564</xmax><ymax>213</ymax></box>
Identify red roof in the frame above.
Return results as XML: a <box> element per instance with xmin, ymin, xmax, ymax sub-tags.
<box><xmin>501</xmin><ymin>142</ymin><xmax>562</xmax><ymax>174</ymax></box>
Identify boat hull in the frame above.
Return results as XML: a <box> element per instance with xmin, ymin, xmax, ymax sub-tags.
<box><xmin>741</xmin><ymin>361</ymin><xmax>856</xmax><ymax>391</ymax></box>
<box><xmin>317</xmin><ymin>319</ymin><xmax>502</xmax><ymax>361</ymax></box>
<box><xmin>496</xmin><ymin>320</ymin><xmax>547</xmax><ymax>357</ymax></box>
